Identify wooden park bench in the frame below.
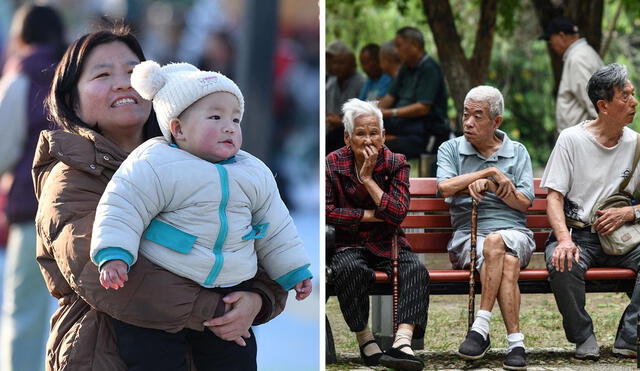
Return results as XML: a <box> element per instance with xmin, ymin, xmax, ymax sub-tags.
<box><xmin>325</xmin><ymin>177</ymin><xmax>637</xmax><ymax>363</ymax></box>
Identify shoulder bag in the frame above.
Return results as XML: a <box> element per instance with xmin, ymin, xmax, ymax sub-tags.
<box><xmin>590</xmin><ymin>134</ymin><xmax>640</xmax><ymax>255</ymax></box>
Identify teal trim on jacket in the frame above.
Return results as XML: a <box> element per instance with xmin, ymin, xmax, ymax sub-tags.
<box><xmin>242</xmin><ymin>223</ymin><xmax>269</xmax><ymax>240</ymax></box>
<box><xmin>204</xmin><ymin>164</ymin><xmax>230</xmax><ymax>286</ymax></box>
<box><xmin>275</xmin><ymin>264</ymin><xmax>312</xmax><ymax>290</ymax></box>
<box><xmin>94</xmin><ymin>247</ymin><xmax>134</xmax><ymax>271</ymax></box>
<box><xmin>143</xmin><ymin>219</ymin><xmax>197</xmax><ymax>254</ymax></box>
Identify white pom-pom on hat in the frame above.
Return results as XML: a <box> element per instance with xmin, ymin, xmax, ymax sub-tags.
<box><xmin>131</xmin><ymin>60</ymin><xmax>165</xmax><ymax>100</ymax></box>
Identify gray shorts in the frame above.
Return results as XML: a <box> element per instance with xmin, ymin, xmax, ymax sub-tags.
<box><xmin>448</xmin><ymin>228</ymin><xmax>535</xmax><ymax>270</ymax></box>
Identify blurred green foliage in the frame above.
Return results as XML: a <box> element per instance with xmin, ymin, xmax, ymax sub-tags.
<box><xmin>327</xmin><ymin>0</ymin><xmax>640</xmax><ymax>171</ymax></box>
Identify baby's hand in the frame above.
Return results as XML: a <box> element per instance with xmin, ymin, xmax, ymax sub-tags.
<box><xmin>294</xmin><ymin>278</ymin><xmax>312</xmax><ymax>300</ymax></box>
<box><xmin>99</xmin><ymin>260</ymin><xmax>128</xmax><ymax>290</ymax></box>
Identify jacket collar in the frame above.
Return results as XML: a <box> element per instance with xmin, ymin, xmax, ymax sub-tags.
<box><xmin>563</xmin><ymin>38</ymin><xmax>587</xmax><ymax>62</ymax></box>
<box><xmin>33</xmin><ymin>127</ymin><xmax>128</xmax><ymax>178</ymax></box>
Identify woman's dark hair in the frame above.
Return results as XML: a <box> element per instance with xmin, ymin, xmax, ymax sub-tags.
<box><xmin>45</xmin><ymin>24</ymin><xmax>160</xmax><ymax>139</ymax></box>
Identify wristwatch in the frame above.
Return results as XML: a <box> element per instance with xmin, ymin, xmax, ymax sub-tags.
<box><xmin>634</xmin><ymin>206</ymin><xmax>640</xmax><ymax>222</ymax></box>
<box><xmin>391</xmin><ymin>108</ymin><xmax>398</xmax><ymax>117</ymax></box>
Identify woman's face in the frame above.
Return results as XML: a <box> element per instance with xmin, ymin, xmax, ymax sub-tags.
<box><xmin>75</xmin><ymin>41</ymin><xmax>152</xmax><ymax>136</ymax></box>
<box><xmin>344</xmin><ymin>114</ymin><xmax>385</xmax><ymax>160</ymax></box>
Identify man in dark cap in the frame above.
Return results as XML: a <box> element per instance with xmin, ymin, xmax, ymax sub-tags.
<box><xmin>541</xmin><ymin>17</ymin><xmax>603</xmax><ymax>134</ymax></box>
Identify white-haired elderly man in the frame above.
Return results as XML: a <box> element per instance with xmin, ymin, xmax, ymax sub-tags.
<box><xmin>327</xmin><ymin>98</ymin><xmax>429</xmax><ymax>371</ymax></box>
<box><xmin>436</xmin><ymin>86</ymin><xmax>535</xmax><ymax>370</ymax></box>
<box><xmin>543</xmin><ymin>63</ymin><xmax>640</xmax><ymax>360</ymax></box>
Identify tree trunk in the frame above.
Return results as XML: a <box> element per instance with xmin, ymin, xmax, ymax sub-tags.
<box><xmin>422</xmin><ymin>0</ymin><xmax>497</xmax><ymax>133</ymax></box>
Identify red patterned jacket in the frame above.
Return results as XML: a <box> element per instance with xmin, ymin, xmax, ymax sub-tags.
<box><xmin>326</xmin><ymin>145</ymin><xmax>411</xmax><ymax>258</ymax></box>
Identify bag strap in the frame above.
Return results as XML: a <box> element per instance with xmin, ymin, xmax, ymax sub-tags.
<box><xmin>619</xmin><ymin>134</ymin><xmax>640</xmax><ymax>192</ymax></box>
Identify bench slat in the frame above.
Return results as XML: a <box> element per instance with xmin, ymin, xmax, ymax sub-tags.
<box><xmin>409</xmin><ymin>199</ymin><xmax>449</xmax><ymax>211</ymax></box>
<box><xmin>408</xmin><ymin>178</ymin><xmax>548</xmax><ymax>197</ymax></box>
<box><xmin>373</xmin><ymin>268</ymin><xmax>636</xmax><ymax>284</ymax></box>
<box><xmin>409</xmin><ymin>198</ymin><xmax>547</xmax><ymax>213</ymax></box>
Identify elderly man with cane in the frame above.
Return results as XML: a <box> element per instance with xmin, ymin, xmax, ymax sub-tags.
<box><xmin>436</xmin><ymin>86</ymin><xmax>535</xmax><ymax>370</ymax></box>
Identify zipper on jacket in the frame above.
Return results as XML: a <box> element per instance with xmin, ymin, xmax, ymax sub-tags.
<box><xmin>204</xmin><ymin>164</ymin><xmax>229</xmax><ymax>286</ymax></box>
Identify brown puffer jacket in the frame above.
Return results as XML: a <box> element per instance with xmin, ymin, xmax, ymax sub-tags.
<box><xmin>33</xmin><ymin>128</ymin><xmax>287</xmax><ymax>371</ymax></box>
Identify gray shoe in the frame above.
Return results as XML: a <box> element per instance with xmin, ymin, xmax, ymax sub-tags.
<box><xmin>575</xmin><ymin>334</ymin><xmax>599</xmax><ymax>360</ymax></box>
<box><xmin>613</xmin><ymin>336</ymin><xmax>637</xmax><ymax>358</ymax></box>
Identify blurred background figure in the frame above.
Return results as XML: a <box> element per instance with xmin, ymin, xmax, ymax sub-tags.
<box><xmin>0</xmin><ymin>4</ymin><xmax>65</xmax><ymax>371</ymax></box>
<box><xmin>539</xmin><ymin>17</ymin><xmax>604</xmax><ymax>134</ymax></box>
<box><xmin>0</xmin><ymin>1</ymin><xmax>319</xmax><ymax>370</ymax></box>
<box><xmin>379</xmin><ymin>40</ymin><xmax>401</xmax><ymax>80</ymax></box>
<box><xmin>325</xmin><ymin>40</ymin><xmax>365</xmax><ymax>154</ymax></box>
<box><xmin>358</xmin><ymin>43</ymin><xmax>391</xmax><ymax>101</ymax></box>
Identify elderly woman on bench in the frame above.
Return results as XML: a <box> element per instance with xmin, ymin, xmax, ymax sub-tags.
<box><xmin>326</xmin><ymin>98</ymin><xmax>429</xmax><ymax>371</ymax></box>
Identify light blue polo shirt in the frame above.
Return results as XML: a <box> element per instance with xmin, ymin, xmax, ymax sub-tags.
<box><xmin>436</xmin><ymin>130</ymin><xmax>534</xmax><ymax>231</ymax></box>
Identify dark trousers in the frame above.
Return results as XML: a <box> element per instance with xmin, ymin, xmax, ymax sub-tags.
<box><xmin>545</xmin><ymin>230</ymin><xmax>640</xmax><ymax>345</ymax></box>
<box><xmin>111</xmin><ymin>318</ymin><xmax>257</xmax><ymax>371</ymax></box>
<box><xmin>384</xmin><ymin>117</ymin><xmax>449</xmax><ymax>159</ymax></box>
<box><xmin>330</xmin><ymin>248</ymin><xmax>430</xmax><ymax>337</ymax></box>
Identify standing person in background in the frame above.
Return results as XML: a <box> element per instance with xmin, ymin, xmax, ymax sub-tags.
<box><xmin>540</xmin><ymin>17</ymin><xmax>604</xmax><ymax>134</ymax></box>
<box><xmin>0</xmin><ymin>5</ymin><xmax>65</xmax><ymax>371</ymax></box>
<box><xmin>379</xmin><ymin>40</ymin><xmax>401</xmax><ymax>80</ymax></box>
<box><xmin>325</xmin><ymin>40</ymin><xmax>365</xmax><ymax>154</ymax></box>
<box><xmin>378</xmin><ymin>27</ymin><xmax>450</xmax><ymax>161</ymax></box>
<box><xmin>358</xmin><ymin>43</ymin><xmax>391</xmax><ymax>101</ymax></box>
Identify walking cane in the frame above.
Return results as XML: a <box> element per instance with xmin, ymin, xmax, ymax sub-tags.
<box><xmin>392</xmin><ymin>232</ymin><xmax>399</xmax><ymax>336</ymax></box>
<box><xmin>468</xmin><ymin>198</ymin><xmax>479</xmax><ymax>330</ymax></box>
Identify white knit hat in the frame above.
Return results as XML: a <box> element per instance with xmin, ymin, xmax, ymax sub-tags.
<box><xmin>131</xmin><ymin>61</ymin><xmax>245</xmax><ymax>141</ymax></box>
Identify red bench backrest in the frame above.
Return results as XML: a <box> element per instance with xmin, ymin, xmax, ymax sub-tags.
<box><xmin>403</xmin><ymin>178</ymin><xmax>550</xmax><ymax>254</ymax></box>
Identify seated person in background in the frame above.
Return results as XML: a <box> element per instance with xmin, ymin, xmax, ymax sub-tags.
<box><xmin>379</xmin><ymin>26</ymin><xmax>450</xmax><ymax>159</ymax></box>
<box><xmin>542</xmin><ymin>63</ymin><xmax>640</xmax><ymax>360</ymax></box>
<box><xmin>437</xmin><ymin>86</ymin><xmax>534</xmax><ymax>371</ymax></box>
<box><xmin>326</xmin><ymin>98</ymin><xmax>429</xmax><ymax>371</ymax></box>
<box><xmin>326</xmin><ymin>40</ymin><xmax>365</xmax><ymax>154</ymax></box>
<box><xmin>358</xmin><ymin>43</ymin><xmax>392</xmax><ymax>100</ymax></box>
<box><xmin>379</xmin><ymin>40</ymin><xmax>402</xmax><ymax>79</ymax></box>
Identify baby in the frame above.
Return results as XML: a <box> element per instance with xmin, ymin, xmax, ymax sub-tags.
<box><xmin>90</xmin><ymin>61</ymin><xmax>312</xmax><ymax>310</ymax></box>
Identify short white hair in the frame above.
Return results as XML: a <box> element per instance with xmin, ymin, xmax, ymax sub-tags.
<box><xmin>464</xmin><ymin>85</ymin><xmax>504</xmax><ymax>119</ymax></box>
<box><xmin>341</xmin><ymin>98</ymin><xmax>384</xmax><ymax>136</ymax></box>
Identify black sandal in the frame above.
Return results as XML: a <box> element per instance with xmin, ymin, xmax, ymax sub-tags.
<box><xmin>379</xmin><ymin>344</ymin><xmax>424</xmax><ymax>371</ymax></box>
<box><xmin>359</xmin><ymin>339</ymin><xmax>383</xmax><ymax>366</ymax></box>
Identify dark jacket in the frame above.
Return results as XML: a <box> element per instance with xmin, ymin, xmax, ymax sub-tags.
<box><xmin>5</xmin><ymin>44</ymin><xmax>59</xmax><ymax>223</ymax></box>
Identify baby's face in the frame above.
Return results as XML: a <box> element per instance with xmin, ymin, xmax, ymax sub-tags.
<box><xmin>177</xmin><ymin>92</ymin><xmax>242</xmax><ymax>163</ymax></box>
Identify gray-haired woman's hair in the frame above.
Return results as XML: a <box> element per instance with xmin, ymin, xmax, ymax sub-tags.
<box><xmin>464</xmin><ymin>85</ymin><xmax>504</xmax><ymax>119</ymax></box>
<box><xmin>587</xmin><ymin>63</ymin><xmax>629</xmax><ymax>113</ymax></box>
<box><xmin>342</xmin><ymin>98</ymin><xmax>384</xmax><ymax>137</ymax></box>
<box><xmin>327</xmin><ymin>40</ymin><xmax>352</xmax><ymax>56</ymax></box>
<box><xmin>380</xmin><ymin>40</ymin><xmax>400</xmax><ymax>63</ymax></box>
